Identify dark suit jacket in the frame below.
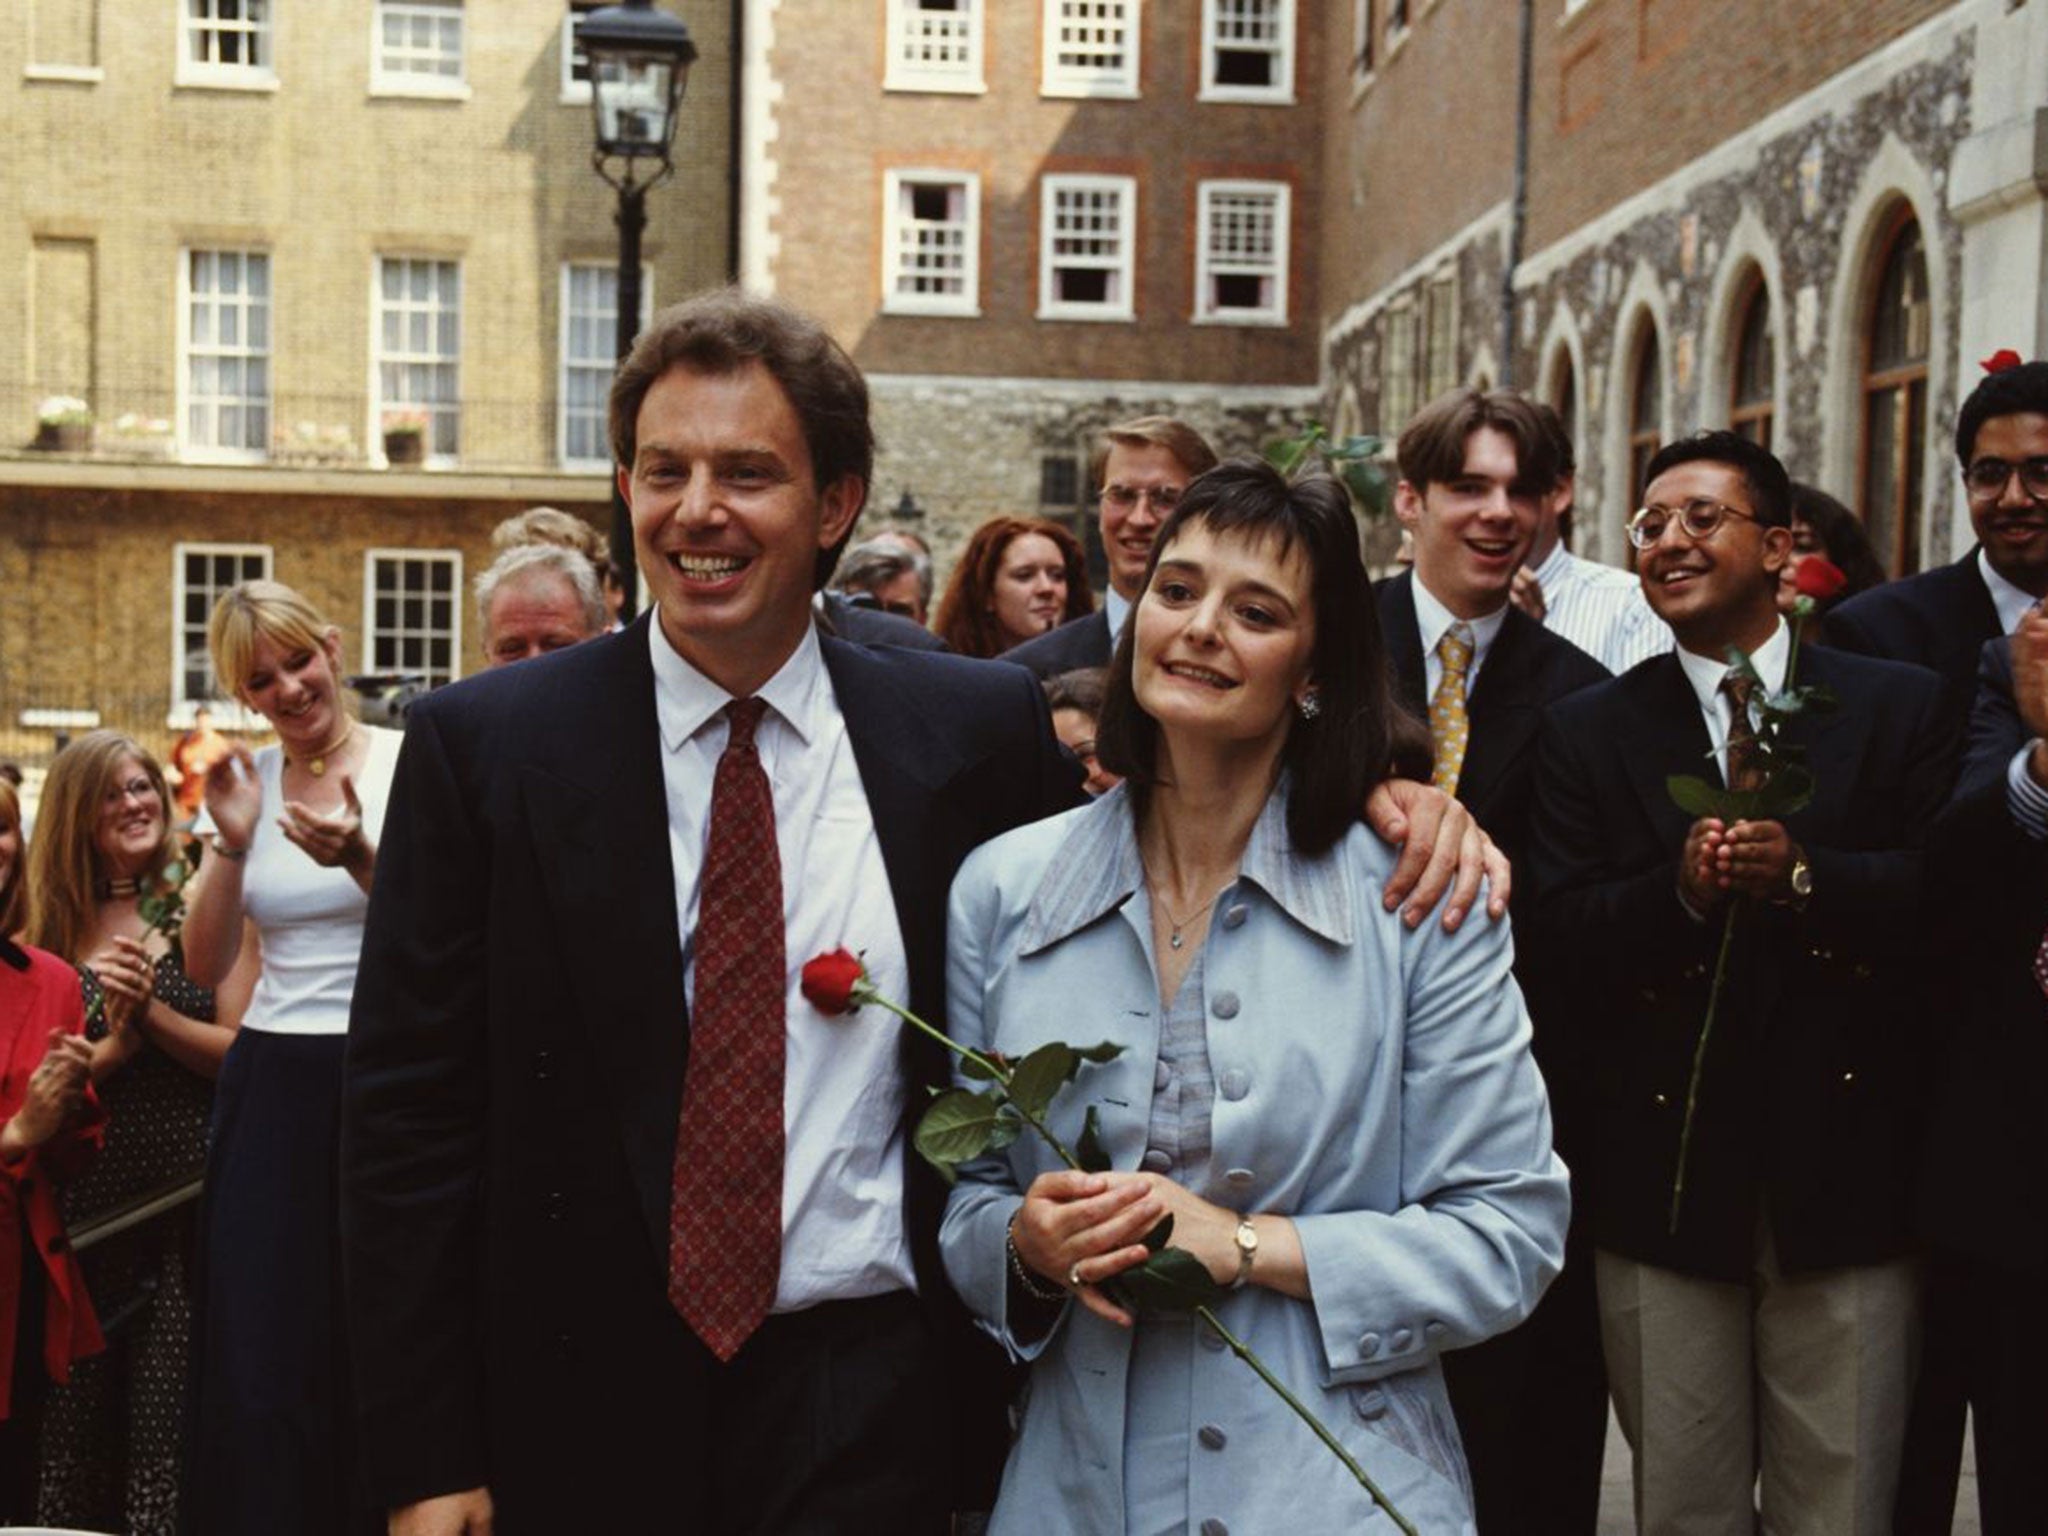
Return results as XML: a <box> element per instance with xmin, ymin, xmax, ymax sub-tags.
<box><xmin>1528</xmin><ymin>645</ymin><xmax>1953</xmax><ymax>1280</ymax></box>
<box><xmin>1920</xmin><ymin>637</ymin><xmax>2048</xmax><ymax>1269</ymax></box>
<box><xmin>340</xmin><ymin>617</ymin><xmax>1080</xmax><ymax>1527</ymax></box>
<box><xmin>1824</xmin><ymin>548</ymin><xmax>2001</xmax><ymax>722</ymax></box>
<box><xmin>1001</xmin><ymin>608</ymin><xmax>1112</xmax><ymax>678</ymax></box>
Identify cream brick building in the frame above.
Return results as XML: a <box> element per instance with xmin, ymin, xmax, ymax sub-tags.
<box><xmin>2</xmin><ymin>0</ymin><xmax>733</xmax><ymax>764</ymax></box>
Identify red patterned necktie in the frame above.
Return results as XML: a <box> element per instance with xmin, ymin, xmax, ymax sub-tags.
<box><xmin>669</xmin><ymin>697</ymin><xmax>785</xmax><ymax>1361</ymax></box>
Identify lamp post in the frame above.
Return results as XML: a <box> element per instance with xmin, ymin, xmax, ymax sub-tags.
<box><xmin>577</xmin><ymin>0</ymin><xmax>698</xmax><ymax>615</ymax></box>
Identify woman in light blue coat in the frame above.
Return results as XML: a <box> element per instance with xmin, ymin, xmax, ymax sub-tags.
<box><xmin>940</xmin><ymin>461</ymin><xmax>1569</xmax><ymax>1536</ymax></box>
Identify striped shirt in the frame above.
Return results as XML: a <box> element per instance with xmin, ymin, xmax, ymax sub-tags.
<box><xmin>1530</xmin><ymin>542</ymin><xmax>1674</xmax><ymax>674</ymax></box>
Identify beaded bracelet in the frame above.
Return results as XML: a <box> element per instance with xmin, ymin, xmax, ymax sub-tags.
<box><xmin>1006</xmin><ymin>1212</ymin><xmax>1067</xmax><ymax>1304</ymax></box>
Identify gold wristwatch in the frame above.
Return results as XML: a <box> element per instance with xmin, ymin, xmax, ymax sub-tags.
<box><xmin>1230</xmin><ymin>1218</ymin><xmax>1259</xmax><ymax>1290</ymax></box>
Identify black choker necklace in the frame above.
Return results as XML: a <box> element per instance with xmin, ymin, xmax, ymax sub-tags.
<box><xmin>95</xmin><ymin>876</ymin><xmax>143</xmax><ymax>900</ymax></box>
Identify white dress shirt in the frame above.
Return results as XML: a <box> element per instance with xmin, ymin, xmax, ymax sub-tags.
<box><xmin>1530</xmin><ymin>542</ymin><xmax>1674</xmax><ymax>674</ymax></box>
<box><xmin>648</xmin><ymin>620</ymin><xmax>918</xmax><ymax>1310</ymax></box>
<box><xmin>1103</xmin><ymin>584</ymin><xmax>1133</xmax><ymax>645</ymax></box>
<box><xmin>1979</xmin><ymin>549</ymin><xmax>2039</xmax><ymax>636</ymax></box>
<box><xmin>1674</xmin><ymin>618</ymin><xmax>1792</xmax><ymax>786</ymax></box>
<box><xmin>1410</xmin><ymin>575</ymin><xmax>1509</xmax><ymax>697</ymax></box>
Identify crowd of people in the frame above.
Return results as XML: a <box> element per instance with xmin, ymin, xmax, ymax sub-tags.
<box><xmin>0</xmin><ymin>284</ymin><xmax>2043</xmax><ymax>1536</ymax></box>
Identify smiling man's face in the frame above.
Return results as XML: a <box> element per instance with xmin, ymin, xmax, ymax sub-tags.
<box><xmin>1396</xmin><ymin>426</ymin><xmax>1542</xmax><ymax>619</ymax></box>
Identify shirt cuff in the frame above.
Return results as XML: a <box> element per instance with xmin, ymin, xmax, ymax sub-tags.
<box><xmin>2005</xmin><ymin>743</ymin><xmax>2048</xmax><ymax>842</ymax></box>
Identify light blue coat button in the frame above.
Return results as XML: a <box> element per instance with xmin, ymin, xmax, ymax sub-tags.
<box><xmin>1358</xmin><ymin>1331</ymin><xmax>1382</xmax><ymax>1358</ymax></box>
<box><xmin>1212</xmin><ymin>991</ymin><xmax>1240</xmax><ymax>1019</ymax></box>
<box><xmin>1200</xmin><ymin>1521</ymin><xmax>1229</xmax><ymax>1536</ymax></box>
<box><xmin>1390</xmin><ymin>1327</ymin><xmax>1414</xmax><ymax>1352</ymax></box>
<box><xmin>1141</xmin><ymin>1148</ymin><xmax>1174</xmax><ymax>1173</ymax></box>
<box><xmin>1221</xmin><ymin>905</ymin><xmax>1248</xmax><ymax>929</ymax></box>
<box><xmin>1424</xmin><ymin>1320</ymin><xmax>1447</xmax><ymax>1341</ymax></box>
<box><xmin>1155</xmin><ymin>1059</ymin><xmax>1172</xmax><ymax>1090</ymax></box>
<box><xmin>1219</xmin><ymin>1069</ymin><xmax>1251</xmax><ymax>1102</ymax></box>
<box><xmin>1224</xmin><ymin>1167</ymin><xmax>1255</xmax><ymax>1188</ymax></box>
<box><xmin>1352</xmin><ymin>1386</ymin><xmax>1388</xmax><ymax>1421</ymax></box>
<box><xmin>1199</xmin><ymin>1424</ymin><xmax>1228</xmax><ymax>1450</ymax></box>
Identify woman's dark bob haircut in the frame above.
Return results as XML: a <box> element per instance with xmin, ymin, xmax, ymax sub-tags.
<box><xmin>1095</xmin><ymin>458</ymin><xmax>1394</xmax><ymax>857</ymax></box>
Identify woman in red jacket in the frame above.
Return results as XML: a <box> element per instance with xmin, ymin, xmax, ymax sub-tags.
<box><xmin>0</xmin><ymin>773</ymin><xmax>103</xmax><ymax>1521</ymax></box>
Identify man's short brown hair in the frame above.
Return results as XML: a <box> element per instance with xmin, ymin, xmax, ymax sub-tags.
<box><xmin>1395</xmin><ymin>387</ymin><xmax>1559</xmax><ymax>499</ymax></box>
<box><xmin>608</xmin><ymin>287</ymin><xmax>875</xmax><ymax>500</ymax></box>
<box><xmin>1089</xmin><ymin>416</ymin><xmax>1219</xmax><ymax>491</ymax></box>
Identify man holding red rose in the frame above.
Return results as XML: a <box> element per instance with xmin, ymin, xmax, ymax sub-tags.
<box><xmin>340</xmin><ymin>289</ymin><xmax>1501</xmax><ymax>1536</ymax></box>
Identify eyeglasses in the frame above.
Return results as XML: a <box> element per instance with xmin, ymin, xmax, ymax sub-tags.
<box><xmin>1963</xmin><ymin>456</ymin><xmax>2048</xmax><ymax>502</ymax></box>
<box><xmin>101</xmin><ymin>776</ymin><xmax>157</xmax><ymax>809</ymax></box>
<box><xmin>1626</xmin><ymin>498</ymin><xmax>1761</xmax><ymax>550</ymax></box>
<box><xmin>1100</xmin><ymin>484</ymin><xmax>1182</xmax><ymax>513</ymax></box>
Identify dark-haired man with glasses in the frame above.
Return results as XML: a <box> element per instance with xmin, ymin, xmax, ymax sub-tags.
<box><xmin>1829</xmin><ymin>359</ymin><xmax>2048</xmax><ymax>724</ymax></box>
<box><xmin>1530</xmin><ymin>430</ymin><xmax>1953</xmax><ymax>1536</ymax></box>
<box><xmin>1003</xmin><ymin>416</ymin><xmax>1219</xmax><ymax>677</ymax></box>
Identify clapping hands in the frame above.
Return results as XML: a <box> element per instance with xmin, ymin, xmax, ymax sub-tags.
<box><xmin>280</xmin><ymin>773</ymin><xmax>371</xmax><ymax>873</ymax></box>
<box><xmin>2</xmin><ymin>1029</ymin><xmax>94</xmax><ymax>1159</ymax></box>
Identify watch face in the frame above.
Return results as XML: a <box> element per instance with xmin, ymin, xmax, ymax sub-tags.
<box><xmin>1791</xmin><ymin>863</ymin><xmax>1813</xmax><ymax>896</ymax></box>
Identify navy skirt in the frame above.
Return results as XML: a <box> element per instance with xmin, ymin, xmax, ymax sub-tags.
<box><xmin>184</xmin><ymin>1029</ymin><xmax>374</xmax><ymax>1536</ymax></box>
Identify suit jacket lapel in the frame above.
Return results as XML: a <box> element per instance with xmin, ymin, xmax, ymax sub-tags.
<box><xmin>1462</xmin><ymin>608</ymin><xmax>1546</xmax><ymax>812</ymax></box>
<box><xmin>1614</xmin><ymin>654</ymin><xmax>1719</xmax><ymax>849</ymax></box>
<box><xmin>1376</xmin><ymin>573</ymin><xmax>1429</xmax><ymax>717</ymax></box>
<box><xmin>518</xmin><ymin>619</ymin><xmax>689</xmax><ymax>1268</ymax></box>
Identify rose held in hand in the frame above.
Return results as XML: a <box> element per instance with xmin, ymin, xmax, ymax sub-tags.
<box><xmin>1793</xmin><ymin>556</ymin><xmax>1848</xmax><ymax>603</ymax></box>
<box><xmin>799</xmin><ymin>948</ymin><xmax>867</xmax><ymax>1015</ymax></box>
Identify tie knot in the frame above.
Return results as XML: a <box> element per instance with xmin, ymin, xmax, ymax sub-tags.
<box><xmin>1719</xmin><ymin>671</ymin><xmax>1755</xmax><ymax>711</ymax></box>
<box><xmin>725</xmin><ymin>697</ymin><xmax>769</xmax><ymax>749</ymax></box>
<box><xmin>1437</xmin><ymin>622</ymin><xmax>1475</xmax><ymax>672</ymax></box>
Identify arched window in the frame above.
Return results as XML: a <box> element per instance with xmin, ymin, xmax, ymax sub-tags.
<box><xmin>1627</xmin><ymin>327</ymin><xmax>1662</xmax><ymax>507</ymax></box>
<box><xmin>1730</xmin><ymin>273</ymin><xmax>1773</xmax><ymax>448</ymax></box>
<box><xmin>1861</xmin><ymin>210</ymin><xmax>1929</xmax><ymax>577</ymax></box>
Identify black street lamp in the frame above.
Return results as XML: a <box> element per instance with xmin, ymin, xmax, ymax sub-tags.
<box><xmin>577</xmin><ymin>0</ymin><xmax>698</xmax><ymax>615</ymax></box>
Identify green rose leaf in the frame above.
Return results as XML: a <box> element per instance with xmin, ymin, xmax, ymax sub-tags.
<box><xmin>1141</xmin><ymin>1213</ymin><xmax>1174</xmax><ymax>1253</ymax></box>
<box><xmin>913</xmin><ymin>1087</ymin><xmax>1011</xmax><ymax>1181</ymax></box>
<box><xmin>1667</xmin><ymin>774</ymin><xmax>1735</xmax><ymax>819</ymax></box>
<box><xmin>985</xmin><ymin>1112</ymin><xmax>1024</xmax><ymax>1154</ymax></box>
<box><xmin>1076</xmin><ymin>1105</ymin><xmax>1112</xmax><ymax>1174</ymax></box>
<box><xmin>960</xmin><ymin>1049</ymin><xmax>1010</xmax><ymax>1082</ymax></box>
<box><xmin>1073</xmin><ymin>1041</ymin><xmax>1125</xmax><ymax>1064</ymax></box>
<box><xmin>1006</xmin><ymin>1042</ymin><xmax>1078</xmax><ymax>1121</ymax></box>
<box><xmin>1114</xmin><ymin>1245</ymin><xmax>1228</xmax><ymax>1313</ymax></box>
<box><xmin>1746</xmin><ymin>763</ymin><xmax>1815</xmax><ymax>819</ymax></box>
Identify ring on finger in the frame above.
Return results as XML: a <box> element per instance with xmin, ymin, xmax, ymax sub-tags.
<box><xmin>1068</xmin><ymin>1262</ymin><xmax>1084</xmax><ymax>1290</ymax></box>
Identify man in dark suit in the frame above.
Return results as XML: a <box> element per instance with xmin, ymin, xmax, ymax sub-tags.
<box><xmin>1530</xmin><ymin>431</ymin><xmax>1952</xmax><ymax>1535</ymax></box>
<box><xmin>1826</xmin><ymin>358</ymin><xmax>2048</xmax><ymax>721</ymax></box>
<box><xmin>340</xmin><ymin>291</ymin><xmax>1082</xmax><ymax>1535</ymax></box>
<box><xmin>1381</xmin><ymin>387</ymin><xmax>1608</xmax><ymax>1535</ymax></box>
<box><xmin>1003</xmin><ymin>416</ymin><xmax>1217</xmax><ymax>677</ymax></box>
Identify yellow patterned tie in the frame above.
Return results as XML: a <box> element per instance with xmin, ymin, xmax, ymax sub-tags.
<box><xmin>1430</xmin><ymin>621</ymin><xmax>1475</xmax><ymax>797</ymax></box>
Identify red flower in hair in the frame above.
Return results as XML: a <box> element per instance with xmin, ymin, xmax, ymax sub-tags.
<box><xmin>1980</xmin><ymin>349</ymin><xmax>2025</xmax><ymax>375</ymax></box>
<box><xmin>1793</xmin><ymin>556</ymin><xmax>1849</xmax><ymax>603</ymax></box>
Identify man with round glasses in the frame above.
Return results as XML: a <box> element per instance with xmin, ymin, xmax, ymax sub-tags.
<box><xmin>1002</xmin><ymin>416</ymin><xmax>1218</xmax><ymax>677</ymax></box>
<box><xmin>1829</xmin><ymin>358</ymin><xmax>2048</xmax><ymax>721</ymax></box>
<box><xmin>1531</xmin><ymin>429</ymin><xmax>1953</xmax><ymax>1536</ymax></box>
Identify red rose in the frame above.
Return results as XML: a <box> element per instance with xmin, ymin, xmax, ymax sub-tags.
<box><xmin>1793</xmin><ymin>556</ymin><xmax>1849</xmax><ymax>602</ymax></box>
<box><xmin>1981</xmin><ymin>348</ymin><xmax>2025</xmax><ymax>375</ymax></box>
<box><xmin>801</xmin><ymin>948</ymin><xmax>867</xmax><ymax>1015</ymax></box>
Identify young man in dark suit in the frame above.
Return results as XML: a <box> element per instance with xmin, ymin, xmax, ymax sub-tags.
<box><xmin>341</xmin><ymin>292</ymin><xmax>1500</xmax><ymax>1536</ymax></box>
<box><xmin>1004</xmin><ymin>416</ymin><xmax>1218</xmax><ymax>677</ymax></box>
<box><xmin>1382</xmin><ymin>387</ymin><xmax>1609</xmax><ymax>1536</ymax></box>
<box><xmin>1530</xmin><ymin>431</ymin><xmax>1953</xmax><ymax>1536</ymax></box>
<box><xmin>1826</xmin><ymin>359</ymin><xmax>2048</xmax><ymax>718</ymax></box>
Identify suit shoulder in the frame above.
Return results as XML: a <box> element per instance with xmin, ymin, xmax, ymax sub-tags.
<box><xmin>1802</xmin><ymin>645</ymin><xmax>1946</xmax><ymax>710</ymax></box>
<box><xmin>1828</xmin><ymin>559</ymin><xmax>1977</xmax><ymax>637</ymax></box>
<box><xmin>1002</xmin><ymin>612</ymin><xmax>1108</xmax><ymax>678</ymax></box>
<box><xmin>1516</xmin><ymin>613</ymin><xmax>1611</xmax><ymax>695</ymax></box>
<box><xmin>1547</xmin><ymin>652</ymin><xmax>1669</xmax><ymax>727</ymax></box>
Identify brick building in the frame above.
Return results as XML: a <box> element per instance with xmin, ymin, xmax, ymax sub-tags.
<box><xmin>744</xmin><ymin>0</ymin><xmax>1326</xmax><ymax>572</ymax></box>
<box><xmin>2</xmin><ymin>0</ymin><xmax>733</xmax><ymax>764</ymax></box>
<box><xmin>1321</xmin><ymin>0</ymin><xmax>2048</xmax><ymax>573</ymax></box>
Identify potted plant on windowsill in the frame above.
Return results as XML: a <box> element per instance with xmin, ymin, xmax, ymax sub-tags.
<box><xmin>33</xmin><ymin>396</ymin><xmax>94</xmax><ymax>453</ymax></box>
<box><xmin>382</xmin><ymin>412</ymin><xmax>429</xmax><ymax>466</ymax></box>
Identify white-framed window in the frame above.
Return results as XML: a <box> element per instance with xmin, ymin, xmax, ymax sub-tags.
<box><xmin>1423</xmin><ymin>270</ymin><xmax>1458</xmax><ymax>400</ymax></box>
<box><xmin>179</xmin><ymin>248</ymin><xmax>271</xmax><ymax>460</ymax></box>
<box><xmin>171</xmin><ymin>543</ymin><xmax>273</xmax><ymax>721</ymax></box>
<box><xmin>364</xmin><ymin>549</ymin><xmax>463</xmax><ymax>688</ymax></box>
<box><xmin>885</xmin><ymin>0</ymin><xmax>984</xmax><ymax>93</ymax></box>
<box><xmin>1041</xmin><ymin>0</ymin><xmax>1139</xmax><ymax>99</ymax></box>
<box><xmin>882</xmin><ymin>170</ymin><xmax>981</xmax><ymax>317</ymax></box>
<box><xmin>1381</xmin><ymin>298</ymin><xmax>1417</xmax><ymax>436</ymax></box>
<box><xmin>1194</xmin><ymin>180</ymin><xmax>1288</xmax><ymax>324</ymax></box>
<box><xmin>373</xmin><ymin>256</ymin><xmax>460</xmax><ymax>462</ymax></box>
<box><xmin>1039</xmin><ymin>174</ymin><xmax>1136</xmax><ymax>321</ymax></box>
<box><xmin>560</xmin><ymin>0</ymin><xmax>599</xmax><ymax>102</ymax></box>
<box><xmin>177</xmin><ymin>0</ymin><xmax>274</xmax><ymax>88</ymax></box>
<box><xmin>372</xmin><ymin>0</ymin><xmax>466</xmax><ymax>96</ymax></box>
<box><xmin>559</xmin><ymin>261</ymin><xmax>651</xmax><ymax>469</ymax></box>
<box><xmin>1201</xmin><ymin>0</ymin><xmax>1293</xmax><ymax>102</ymax></box>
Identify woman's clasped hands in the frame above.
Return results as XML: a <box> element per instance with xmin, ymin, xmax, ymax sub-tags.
<box><xmin>1011</xmin><ymin>1170</ymin><xmax>1244</xmax><ymax>1327</ymax></box>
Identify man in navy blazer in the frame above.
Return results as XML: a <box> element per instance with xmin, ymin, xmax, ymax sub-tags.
<box><xmin>1826</xmin><ymin>359</ymin><xmax>2048</xmax><ymax>721</ymax></box>
<box><xmin>1378</xmin><ymin>387</ymin><xmax>1609</xmax><ymax>1535</ymax></box>
<box><xmin>1530</xmin><ymin>431</ymin><xmax>1952</xmax><ymax>1534</ymax></box>
<box><xmin>1003</xmin><ymin>416</ymin><xmax>1217</xmax><ymax>678</ymax></box>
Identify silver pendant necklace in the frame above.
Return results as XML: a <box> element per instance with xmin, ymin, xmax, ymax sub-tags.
<box><xmin>1152</xmin><ymin>885</ymin><xmax>1224</xmax><ymax>950</ymax></box>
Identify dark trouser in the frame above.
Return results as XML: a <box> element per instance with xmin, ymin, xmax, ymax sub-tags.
<box><xmin>698</xmin><ymin>1290</ymin><xmax>952</xmax><ymax>1536</ymax></box>
<box><xmin>0</xmin><ymin>1208</ymin><xmax>49</xmax><ymax>1523</ymax></box>
<box><xmin>1443</xmin><ymin>1225</ymin><xmax>1608</xmax><ymax>1536</ymax></box>
<box><xmin>1893</xmin><ymin>1250</ymin><xmax>2048</xmax><ymax>1536</ymax></box>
